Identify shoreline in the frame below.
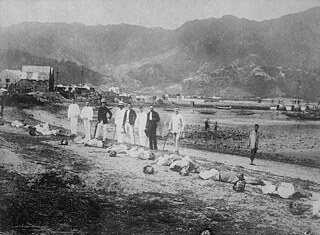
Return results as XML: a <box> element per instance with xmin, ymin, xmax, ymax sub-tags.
<box><xmin>17</xmin><ymin>103</ymin><xmax>320</xmax><ymax>170</ymax></box>
<box><xmin>1</xmin><ymin>105</ymin><xmax>320</xmax><ymax>234</ymax></box>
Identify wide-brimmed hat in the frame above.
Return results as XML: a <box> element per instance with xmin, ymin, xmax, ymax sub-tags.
<box><xmin>118</xmin><ymin>101</ymin><xmax>124</xmax><ymax>107</ymax></box>
<box><xmin>101</xmin><ymin>98</ymin><xmax>107</xmax><ymax>103</ymax></box>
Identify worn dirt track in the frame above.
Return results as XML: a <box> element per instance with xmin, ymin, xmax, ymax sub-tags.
<box><xmin>0</xmin><ymin>105</ymin><xmax>319</xmax><ymax>235</ymax></box>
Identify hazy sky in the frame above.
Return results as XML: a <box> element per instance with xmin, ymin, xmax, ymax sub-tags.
<box><xmin>1</xmin><ymin>0</ymin><xmax>320</xmax><ymax>29</ymax></box>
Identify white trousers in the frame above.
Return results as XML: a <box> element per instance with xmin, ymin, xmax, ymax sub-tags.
<box><xmin>69</xmin><ymin>117</ymin><xmax>78</xmax><ymax>135</ymax></box>
<box><xmin>124</xmin><ymin>123</ymin><xmax>135</xmax><ymax>144</ymax></box>
<box><xmin>95</xmin><ymin>121</ymin><xmax>107</xmax><ymax>140</ymax></box>
<box><xmin>173</xmin><ymin>132</ymin><xmax>181</xmax><ymax>153</ymax></box>
<box><xmin>138</xmin><ymin>128</ymin><xmax>147</xmax><ymax>147</ymax></box>
<box><xmin>83</xmin><ymin>119</ymin><xmax>91</xmax><ymax>141</ymax></box>
<box><xmin>116</xmin><ymin>125</ymin><xmax>124</xmax><ymax>143</ymax></box>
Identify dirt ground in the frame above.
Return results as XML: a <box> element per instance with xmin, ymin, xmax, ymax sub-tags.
<box><xmin>0</xmin><ymin>104</ymin><xmax>320</xmax><ymax>234</ymax></box>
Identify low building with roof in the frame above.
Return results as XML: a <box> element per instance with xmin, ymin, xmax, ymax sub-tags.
<box><xmin>8</xmin><ymin>65</ymin><xmax>55</xmax><ymax>93</ymax></box>
<box><xmin>22</xmin><ymin>66</ymin><xmax>53</xmax><ymax>81</ymax></box>
<box><xmin>0</xmin><ymin>69</ymin><xmax>27</xmax><ymax>88</ymax></box>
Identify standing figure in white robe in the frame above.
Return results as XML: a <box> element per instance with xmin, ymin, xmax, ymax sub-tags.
<box><xmin>114</xmin><ymin>101</ymin><xmax>126</xmax><ymax>143</ymax></box>
<box><xmin>80</xmin><ymin>101</ymin><xmax>94</xmax><ymax>141</ymax></box>
<box><xmin>136</xmin><ymin>106</ymin><xmax>148</xmax><ymax>147</ymax></box>
<box><xmin>67</xmin><ymin>99</ymin><xmax>80</xmax><ymax>135</ymax></box>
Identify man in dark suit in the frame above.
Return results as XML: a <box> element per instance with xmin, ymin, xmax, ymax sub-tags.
<box><xmin>94</xmin><ymin>98</ymin><xmax>113</xmax><ymax>142</ymax></box>
<box><xmin>123</xmin><ymin>103</ymin><xmax>137</xmax><ymax>144</ymax></box>
<box><xmin>146</xmin><ymin>105</ymin><xmax>160</xmax><ymax>150</ymax></box>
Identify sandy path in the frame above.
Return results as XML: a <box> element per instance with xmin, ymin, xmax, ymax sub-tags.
<box><xmin>178</xmin><ymin>147</ymin><xmax>320</xmax><ymax>185</ymax></box>
<box><xmin>3</xmin><ymin>106</ymin><xmax>320</xmax><ymax>234</ymax></box>
<box><xmin>27</xmin><ymin>108</ymin><xmax>320</xmax><ymax>186</ymax></box>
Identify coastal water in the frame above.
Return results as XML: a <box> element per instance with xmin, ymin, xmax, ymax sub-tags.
<box><xmin>157</xmin><ymin>107</ymin><xmax>320</xmax><ymax>132</ymax></box>
<box><xmin>156</xmin><ymin>107</ymin><xmax>320</xmax><ymax>165</ymax></box>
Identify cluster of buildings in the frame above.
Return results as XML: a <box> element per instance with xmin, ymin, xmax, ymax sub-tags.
<box><xmin>0</xmin><ymin>65</ymin><xmax>205</xmax><ymax>105</ymax></box>
<box><xmin>0</xmin><ymin>66</ymin><xmax>54</xmax><ymax>93</ymax></box>
<box><xmin>0</xmin><ymin>65</ymin><xmax>98</xmax><ymax>99</ymax></box>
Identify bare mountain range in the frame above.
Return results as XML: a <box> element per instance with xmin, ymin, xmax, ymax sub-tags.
<box><xmin>0</xmin><ymin>6</ymin><xmax>320</xmax><ymax>99</ymax></box>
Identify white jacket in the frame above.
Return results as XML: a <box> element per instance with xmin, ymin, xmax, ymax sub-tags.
<box><xmin>169</xmin><ymin>113</ymin><xmax>185</xmax><ymax>133</ymax></box>
<box><xmin>80</xmin><ymin>106</ymin><xmax>94</xmax><ymax>120</ymax></box>
<box><xmin>67</xmin><ymin>103</ymin><xmax>80</xmax><ymax>119</ymax></box>
<box><xmin>115</xmin><ymin>108</ymin><xmax>126</xmax><ymax>126</ymax></box>
<box><xmin>136</xmin><ymin>112</ymin><xmax>147</xmax><ymax>130</ymax></box>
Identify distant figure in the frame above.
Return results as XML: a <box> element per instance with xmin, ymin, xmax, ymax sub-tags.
<box><xmin>0</xmin><ymin>88</ymin><xmax>7</xmax><ymax>117</ymax></box>
<box><xmin>80</xmin><ymin>101</ymin><xmax>94</xmax><ymax>141</ymax></box>
<box><xmin>123</xmin><ymin>103</ymin><xmax>137</xmax><ymax>144</ymax></box>
<box><xmin>146</xmin><ymin>105</ymin><xmax>160</xmax><ymax>150</ymax></box>
<box><xmin>247</xmin><ymin>124</ymin><xmax>260</xmax><ymax>165</ymax></box>
<box><xmin>204</xmin><ymin>118</ymin><xmax>210</xmax><ymax>131</ymax></box>
<box><xmin>94</xmin><ymin>98</ymin><xmax>112</xmax><ymax>142</ymax></box>
<box><xmin>168</xmin><ymin>107</ymin><xmax>185</xmax><ymax>153</ymax></box>
<box><xmin>114</xmin><ymin>101</ymin><xmax>126</xmax><ymax>143</ymax></box>
<box><xmin>214</xmin><ymin>121</ymin><xmax>218</xmax><ymax>131</ymax></box>
<box><xmin>136</xmin><ymin>106</ymin><xmax>148</xmax><ymax>147</ymax></box>
<box><xmin>67</xmin><ymin>98</ymin><xmax>80</xmax><ymax>136</ymax></box>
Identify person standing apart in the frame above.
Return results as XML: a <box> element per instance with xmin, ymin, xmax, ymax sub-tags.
<box><xmin>136</xmin><ymin>106</ymin><xmax>148</xmax><ymax>147</ymax></box>
<box><xmin>123</xmin><ymin>103</ymin><xmax>137</xmax><ymax>144</ymax></box>
<box><xmin>67</xmin><ymin>98</ymin><xmax>80</xmax><ymax>136</ymax></box>
<box><xmin>146</xmin><ymin>105</ymin><xmax>160</xmax><ymax>150</ymax></box>
<box><xmin>168</xmin><ymin>107</ymin><xmax>185</xmax><ymax>154</ymax></box>
<box><xmin>214</xmin><ymin>121</ymin><xmax>218</xmax><ymax>131</ymax></box>
<box><xmin>94</xmin><ymin>98</ymin><xmax>112</xmax><ymax>142</ymax></box>
<box><xmin>204</xmin><ymin>118</ymin><xmax>210</xmax><ymax>131</ymax></box>
<box><xmin>80</xmin><ymin>101</ymin><xmax>94</xmax><ymax>141</ymax></box>
<box><xmin>114</xmin><ymin>101</ymin><xmax>126</xmax><ymax>143</ymax></box>
<box><xmin>247</xmin><ymin>124</ymin><xmax>259</xmax><ymax>165</ymax></box>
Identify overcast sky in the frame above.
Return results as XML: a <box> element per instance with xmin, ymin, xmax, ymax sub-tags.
<box><xmin>1</xmin><ymin>0</ymin><xmax>320</xmax><ymax>29</ymax></box>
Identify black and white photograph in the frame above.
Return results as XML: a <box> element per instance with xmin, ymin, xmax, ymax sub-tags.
<box><xmin>0</xmin><ymin>0</ymin><xmax>320</xmax><ymax>234</ymax></box>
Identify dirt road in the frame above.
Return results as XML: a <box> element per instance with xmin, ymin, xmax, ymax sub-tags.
<box><xmin>0</xmin><ymin>105</ymin><xmax>319</xmax><ymax>234</ymax></box>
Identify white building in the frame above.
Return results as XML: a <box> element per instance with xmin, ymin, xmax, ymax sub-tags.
<box><xmin>0</xmin><ymin>69</ymin><xmax>27</xmax><ymax>87</ymax></box>
<box><xmin>22</xmin><ymin>66</ymin><xmax>53</xmax><ymax>81</ymax></box>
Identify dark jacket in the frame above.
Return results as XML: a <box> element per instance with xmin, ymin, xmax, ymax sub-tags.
<box><xmin>146</xmin><ymin>111</ymin><xmax>160</xmax><ymax>130</ymax></box>
<box><xmin>123</xmin><ymin>109</ymin><xmax>137</xmax><ymax>126</ymax></box>
<box><xmin>98</xmin><ymin>106</ymin><xmax>113</xmax><ymax>124</ymax></box>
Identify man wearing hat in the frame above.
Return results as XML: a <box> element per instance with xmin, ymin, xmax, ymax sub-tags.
<box><xmin>122</xmin><ymin>102</ymin><xmax>137</xmax><ymax>144</ymax></box>
<box><xmin>114</xmin><ymin>101</ymin><xmax>126</xmax><ymax>143</ymax></box>
<box><xmin>80</xmin><ymin>101</ymin><xmax>94</xmax><ymax>141</ymax></box>
<box><xmin>94</xmin><ymin>98</ymin><xmax>113</xmax><ymax>142</ymax></box>
<box><xmin>146</xmin><ymin>105</ymin><xmax>160</xmax><ymax>150</ymax></box>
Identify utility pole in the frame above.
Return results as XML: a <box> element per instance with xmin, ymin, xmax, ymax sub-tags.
<box><xmin>56</xmin><ymin>68</ymin><xmax>59</xmax><ymax>86</ymax></box>
<box><xmin>81</xmin><ymin>67</ymin><xmax>84</xmax><ymax>83</ymax></box>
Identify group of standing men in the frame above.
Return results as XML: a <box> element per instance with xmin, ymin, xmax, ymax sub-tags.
<box><xmin>68</xmin><ymin>99</ymin><xmax>185</xmax><ymax>152</ymax></box>
<box><xmin>114</xmin><ymin>101</ymin><xmax>161</xmax><ymax>149</ymax></box>
<box><xmin>68</xmin><ymin>98</ymin><xmax>259</xmax><ymax>164</ymax></box>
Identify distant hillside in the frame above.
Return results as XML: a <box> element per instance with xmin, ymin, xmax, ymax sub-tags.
<box><xmin>0</xmin><ymin>7</ymin><xmax>320</xmax><ymax>98</ymax></box>
<box><xmin>183</xmin><ymin>59</ymin><xmax>320</xmax><ymax>100</ymax></box>
<box><xmin>0</xmin><ymin>49</ymin><xmax>109</xmax><ymax>86</ymax></box>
